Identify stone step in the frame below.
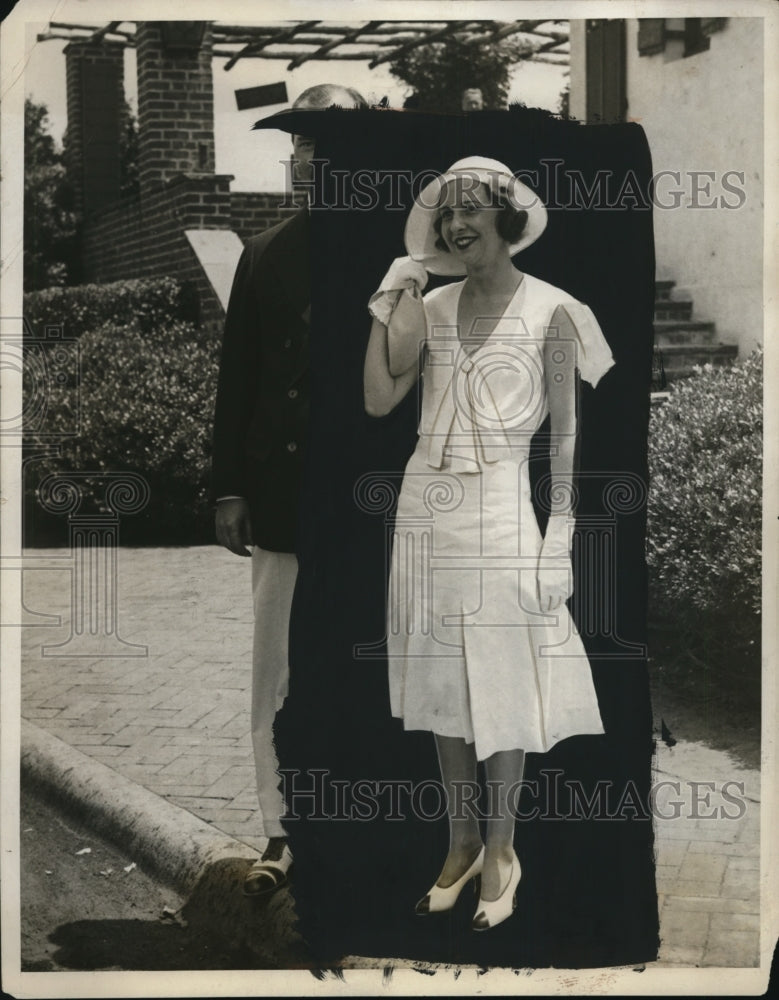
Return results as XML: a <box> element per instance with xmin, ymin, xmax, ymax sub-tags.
<box><xmin>664</xmin><ymin>367</ymin><xmax>731</xmax><ymax>382</ymax></box>
<box><xmin>655</xmin><ymin>279</ymin><xmax>676</xmax><ymax>301</ymax></box>
<box><xmin>654</xmin><ymin>299</ymin><xmax>693</xmax><ymax>321</ymax></box>
<box><xmin>654</xmin><ymin>319</ymin><xmax>717</xmax><ymax>346</ymax></box>
<box><xmin>659</xmin><ymin>343</ymin><xmax>738</xmax><ymax>360</ymax></box>
<box><xmin>659</xmin><ymin>344</ymin><xmax>738</xmax><ymax>380</ymax></box>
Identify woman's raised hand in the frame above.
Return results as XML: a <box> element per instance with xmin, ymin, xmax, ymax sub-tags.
<box><xmin>369</xmin><ymin>256</ymin><xmax>429</xmax><ymax>329</ymax></box>
<box><xmin>377</xmin><ymin>256</ymin><xmax>429</xmax><ymax>295</ymax></box>
<box><xmin>365</xmin><ymin>258</ymin><xmax>428</xmax><ymax>416</ymax></box>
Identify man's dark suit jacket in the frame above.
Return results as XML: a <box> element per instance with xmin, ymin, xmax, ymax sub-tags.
<box><xmin>212</xmin><ymin>207</ymin><xmax>309</xmax><ymax>553</ymax></box>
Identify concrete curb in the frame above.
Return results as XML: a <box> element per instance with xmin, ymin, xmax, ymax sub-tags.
<box><xmin>21</xmin><ymin>719</ymin><xmax>305</xmax><ymax>967</ymax></box>
<box><xmin>21</xmin><ymin>719</ymin><xmax>258</xmax><ymax>893</ymax></box>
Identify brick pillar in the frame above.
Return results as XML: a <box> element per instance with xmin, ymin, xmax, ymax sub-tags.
<box><xmin>64</xmin><ymin>42</ymin><xmax>124</xmax><ymax>215</ymax></box>
<box><xmin>136</xmin><ymin>21</ymin><xmax>216</xmax><ymax>197</ymax></box>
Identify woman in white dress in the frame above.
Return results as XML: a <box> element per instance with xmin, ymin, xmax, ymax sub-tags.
<box><xmin>364</xmin><ymin>157</ymin><xmax>615</xmax><ymax>931</ymax></box>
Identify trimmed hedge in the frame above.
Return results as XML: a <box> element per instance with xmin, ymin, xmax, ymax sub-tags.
<box><xmin>23</xmin><ymin>277</ymin><xmax>199</xmax><ymax>340</ymax></box>
<box><xmin>25</xmin><ymin>317</ymin><xmax>220</xmax><ymax>544</ymax></box>
<box><xmin>647</xmin><ymin>348</ymin><xmax>762</xmax><ymax>667</ymax></box>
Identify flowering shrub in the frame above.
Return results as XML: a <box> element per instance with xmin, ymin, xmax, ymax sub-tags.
<box><xmin>23</xmin><ymin>277</ymin><xmax>198</xmax><ymax>340</ymax></box>
<box><xmin>647</xmin><ymin>349</ymin><xmax>762</xmax><ymax>664</ymax></box>
<box><xmin>25</xmin><ymin>318</ymin><xmax>220</xmax><ymax>543</ymax></box>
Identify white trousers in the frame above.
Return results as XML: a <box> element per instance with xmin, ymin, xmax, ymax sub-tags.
<box><xmin>251</xmin><ymin>546</ymin><xmax>298</xmax><ymax>838</ymax></box>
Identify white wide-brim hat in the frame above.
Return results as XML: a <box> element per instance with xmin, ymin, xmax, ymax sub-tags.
<box><xmin>404</xmin><ymin>156</ymin><xmax>548</xmax><ymax>276</ymax></box>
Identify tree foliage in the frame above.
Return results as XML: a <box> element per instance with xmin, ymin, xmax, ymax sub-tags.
<box><xmin>25</xmin><ymin>97</ymin><xmax>139</xmax><ymax>291</ymax></box>
<box><xmin>24</xmin><ymin>98</ymin><xmax>79</xmax><ymax>291</ymax></box>
<box><xmin>119</xmin><ymin>100</ymin><xmax>140</xmax><ymax>200</ymax></box>
<box><xmin>389</xmin><ymin>35</ymin><xmax>534</xmax><ymax>113</ymax></box>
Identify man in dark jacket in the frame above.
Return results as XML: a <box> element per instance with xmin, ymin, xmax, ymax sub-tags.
<box><xmin>212</xmin><ymin>83</ymin><xmax>365</xmax><ymax>896</ymax></box>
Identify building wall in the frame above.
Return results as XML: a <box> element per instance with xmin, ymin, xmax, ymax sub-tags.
<box><xmin>624</xmin><ymin>18</ymin><xmax>763</xmax><ymax>352</ymax></box>
<box><xmin>230</xmin><ymin>192</ymin><xmax>300</xmax><ymax>245</ymax></box>
<box><xmin>82</xmin><ymin>174</ymin><xmax>227</xmax><ymax>331</ymax></box>
<box><xmin>135</xmin><ymin>22</ymin><xmax>216</xmax><ymax>196</ymax></box>
<box><xmin>84</xmin><ymin>175</ymin><xmax>224</xmax><ymax>280</ymax></box>
<box><xmin>64</xmin><ymin>42</ymin><xmax>125</xmax><ymax>216</ymax></box>
<box><xmin>82</xmin><ymin>184</ymin><xmax>298</xmax><ymax>284</ymax></box>
<box><xmin>568</xmin><ymin>20</ymin><xmax>588</xmax><ymax>122</ymax></box>
<box><xmin>63</xmin><ymin>22</ymin><xmax>307</xmax><ymax>330</ymax></box>
<box><xmin>82</xmin><ymin>184</ymin><xmax>300</xmax><ymax>331</ymax></box>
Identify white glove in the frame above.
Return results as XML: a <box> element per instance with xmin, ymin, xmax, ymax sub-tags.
<box><xmin>377</xmin><ymin>255</ymin><xmax>429</xmax><ymax>294</ymax></box>
<box><xmin>368</xmin><ymin>256</ymin><xmax>429</xmax><ymax>327</ymax></box>
<box><xmin>537</xmin><ymin>513</ymin><xmax>574</xmax><ymax>612</ymax></box>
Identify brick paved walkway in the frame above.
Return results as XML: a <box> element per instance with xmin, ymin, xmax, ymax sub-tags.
<box><xmin>651</xmin><ymin>741</ymin><xmax>760</xmax><ymax>967</ymax></box>
<box><xmin>18</xmin><ymin>546</ymin><xmax>761</xmax><ymax>968</ymax></box>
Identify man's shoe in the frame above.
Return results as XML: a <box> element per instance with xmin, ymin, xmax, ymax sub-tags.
<box><xmin>243</xmin><ymin>837</ymin><xmax>293</xmax><ymax>897</ymax></box>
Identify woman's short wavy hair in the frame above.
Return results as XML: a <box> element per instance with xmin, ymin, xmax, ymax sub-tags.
<box><xmin>432</xmin><ymin>182</ymin><xmax>528</xmax><ymax>254</ymax></box>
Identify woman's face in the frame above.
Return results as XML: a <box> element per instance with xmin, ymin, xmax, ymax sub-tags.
<box><xmin>436</xmin><ymin>179</ymin><xmax>507</xmax><ymax>270</ymax></box>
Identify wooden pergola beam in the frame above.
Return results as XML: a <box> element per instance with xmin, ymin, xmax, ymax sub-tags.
<box><xmin>286</xmin><ymin>20</ymin><xmax>381</xmax><ymax>70</ymax></box>
<box><xmin>368</xmin><ymin>20</ymin><xmax>491</xmax><ymax>68</ymax></box>
<box><xmin>46</xmin><ymin>20</ymin><xmax>135</xmax><ymax>42</ymax></box>
<box><xmin>222</xmin><ymin>20</ymin><xmax>321</xmax><ymax>70</ymax></box>
<box><xmin>214</xmin><ymin>48</ymin><xmax>381</xmax><ymax>62</ymax></box>
<box><xmin>38</xmin><ymin>18</ymin><xmax>571</xmax><ymax>70</ymax></box>
<box><xmin>90</xmin><ymin>21</ymin><xmax>122</xmax><ymax>43</ymax></box>
<box><xmin>214</xmin><ymin>22</ymin><xmax>457</xmax><ymax>37</ymax></box>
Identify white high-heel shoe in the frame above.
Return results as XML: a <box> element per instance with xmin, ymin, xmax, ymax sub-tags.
<box><xmin>472</xmin><ymin>851</ymin><xmax>522</xmax><ymax>931</ymax></box>
<box><xmin>415</xmin><ymin>845</ymin><xmax>485</xmax><ymax>915</ymax></box>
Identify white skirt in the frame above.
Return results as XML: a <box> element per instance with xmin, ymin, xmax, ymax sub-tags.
<box><xmin>387</xmin><ymin>449</ymin><xmax>605</xmax><ymax>760</ymax></box>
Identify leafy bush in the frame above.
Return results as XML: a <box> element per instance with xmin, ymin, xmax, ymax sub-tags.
<box><xmin>390</xmin><ymin>36</ymin><xmax>533</xmax><ymax>112</ymax></box>
<box><xmin>25</xmin><ymin>318</ymin><xmax>220</xmax><ymax>544</ymax></box>
<box><xmin>647</xmin><ymin>349</ymin><xmax>762</xmax><ymax>666</ymax></box>
<box><xmin>24</xmin><ymin>277</ymin><xmax>199</xmax><ymax>340</ymax></box>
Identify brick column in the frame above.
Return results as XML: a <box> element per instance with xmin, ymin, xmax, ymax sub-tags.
<box><xmin>136</xmin><ymin>21</ymin><xmax>216</xmax><ymax>197</ymax></box>
<box><xmin>64</xmin><ymin>42</ymin><xmax>124</xmax><ymax>215</ymax></box>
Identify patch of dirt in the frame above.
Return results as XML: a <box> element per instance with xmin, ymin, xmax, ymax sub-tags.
<box><xmin>19</xmin><ymin>788</ymin><xmax>260</xmax><ymax>971</ymax></box>
<box><xmin>647</xmin><ymin>625</ymin><xmax>760</xmax><ymax>770</ymax></box>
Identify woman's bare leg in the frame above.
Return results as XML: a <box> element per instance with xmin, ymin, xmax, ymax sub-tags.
<box><xmin>481</xmin><ymin>748</ymin><xmax>525</xmax><ymax>900</ymax></box>
<box><xmin>433</xmin><ymin>734</ymin><xmax>483</xmax><ymax>886</ymax></box>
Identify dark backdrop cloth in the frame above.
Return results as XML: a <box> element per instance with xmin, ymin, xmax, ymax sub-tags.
<box><xmin>261</xmin><ymin>107</ymin><xmax>660</xmax><ymax>968</ymax></box>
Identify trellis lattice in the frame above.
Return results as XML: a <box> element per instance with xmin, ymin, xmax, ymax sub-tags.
<box><xmin>38</xmin><ymin>19</ymin><xmax>570</xmax><ymax>69</ymax></box>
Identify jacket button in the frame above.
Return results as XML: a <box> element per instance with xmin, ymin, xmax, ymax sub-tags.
<box><xmin>287</xmin><ymin>388</ymin><xmax>298</xmax><ymax>399</ymax></box>
<box><xmin>461</xmin><ymin>358</ymin><xmax>474</xmax><ymax>374</ymax></box>
<box><xmin>283</xmin><ymin>339</ymin><xmax>292</xmax><ymax>349</ymax></box>
<box><xmin>286</xmin><ymin>441</ymin><xmax>298</xmax><ymax>453</ymax></box>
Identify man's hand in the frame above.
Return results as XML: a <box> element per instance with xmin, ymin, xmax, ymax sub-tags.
<box><xmin>215</xmin><ymin>498</ymin><xmax>253</xmax><ymax>557</ymax></box>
